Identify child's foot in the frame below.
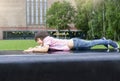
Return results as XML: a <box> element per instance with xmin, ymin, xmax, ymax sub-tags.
<box><xmin>101</xmin><ymin>37</ymin><xmax>106</xmax><ymax>40</ymax></box>
<box><xmin>114</xmin><ymin>48</ymin><xmax>119</xmax><ymax>52</ymax></box>
<box><xmin>109</xmin><ymin>40</ymin><xmax>119</xmax><ymax>52</ymax></box>
<box><xmin>114</xmin><ymin>42</ymin><xmax>119</xmax><ymax>52</ymax></box>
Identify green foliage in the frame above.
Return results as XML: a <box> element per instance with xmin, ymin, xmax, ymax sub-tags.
<box><xmin>74</xmin><ymin>0</ymin><xmax>92</xmax><ymax>36</ymax></box>
<box><xmin>105</xmin><ymin>0</ymin><xmax>120</xmax><ymax>40</ymax></box>
<box><xmin>46</xmin><ymin>1</ymin><xmax>76</xmax><ymax>31</ymax></box>
<box><xmin>47</xmin><ymin>0</ymin><xmax>120</xmax><ymax>40</ymax></box>
<box><xmin>74</xmin><ymin>0</ymin><xmax>120</xmax><ymax>40</ymax></box>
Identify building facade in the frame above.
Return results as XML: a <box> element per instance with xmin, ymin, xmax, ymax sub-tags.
<box><xmin>0</xmin><ymin>0</ymin><xmax>76</xmax><ymax>39</ymax></box>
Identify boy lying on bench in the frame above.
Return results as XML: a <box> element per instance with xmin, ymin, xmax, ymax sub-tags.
<box><xmin>24</xmin><ymin>31</ymin><xmax>119</xmax><ymax>53</ymax></box>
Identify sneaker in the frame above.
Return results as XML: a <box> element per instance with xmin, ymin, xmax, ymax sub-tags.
<box><xmin>101</xmin><ymin>37</ymin><xmax>106</xmax><ymax>40</ymax></box>
<box><xmin>114</xmin><ymin>42</ymin><xmax>119</xmax><ymax>52</ymax></box>
<box><xmin>114</xmin><ymin>48</ymin><xmax>119</xmax><ymax>52</ymax></box>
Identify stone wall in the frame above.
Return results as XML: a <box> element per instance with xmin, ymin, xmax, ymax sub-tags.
<box><xmin>0</xmin><ymin>0</ymin><xmax>76</xmax><ymax>39</ymax></box>
<box><xmin>0</xmin><ymin>0</ymin><xmax>26</xmax><ymax>27</ymax></box>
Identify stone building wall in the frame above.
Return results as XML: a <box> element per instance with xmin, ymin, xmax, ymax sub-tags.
<box><xmin>0</xmin><ymin>0</ymin><xmax>26</xmax><ymax>27</ymax></box>
<box><xmin>0</xmin><ymin>0</ymin><xmax>76</xmax><ymax>39</ymax></box>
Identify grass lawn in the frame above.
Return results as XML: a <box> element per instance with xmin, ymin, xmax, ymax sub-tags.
<box><xmin>0</xmin><ymin>40</ymin><xmax>36</xmax><ymax>50</ymax></box>
<box><xmin>0</xmin><ymin>40</ymin><xmax>119</xmax><ymax>50</ymax></box>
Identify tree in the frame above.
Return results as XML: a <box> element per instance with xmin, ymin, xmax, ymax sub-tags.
<box><xmin>74</xmin><ymin>0</ymin><xmax>95</xmax><ymax>39</ymax></box>
<box><xmin>46</xmin><ymin>1</ymin><xmax>76</xmax><ymax>31</ymax></box>
<box><xmin>105</xmin><ymin>0</ymin><xmax>120</xmax><ymax>40</ymax></box>
<box><xmin>74</xmin><ymin>0</ymin><xmax>120</xmax><ymax>40</ymax></box>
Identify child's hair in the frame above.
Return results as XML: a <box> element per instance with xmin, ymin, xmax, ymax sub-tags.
<box><xmin>34</xmin><ymin>31</ymin><xmax>49</xmax><ymax>41</ymax></box>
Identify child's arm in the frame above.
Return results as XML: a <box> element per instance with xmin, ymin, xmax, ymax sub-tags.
<box><xmin>32</xmin><ymin>45</ymin><xmax>49</xmax><ymax>53</ymax></box>
<box><xmin>23</xmin><ymin>45</ymin><xmax>49</xmax><ymax>53</ymax></box>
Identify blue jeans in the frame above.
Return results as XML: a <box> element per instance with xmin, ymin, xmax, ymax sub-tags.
<box><xmin>72</xmin><ymin>38</ymin><xmax>117</xmax><ymax>50</ymax></box>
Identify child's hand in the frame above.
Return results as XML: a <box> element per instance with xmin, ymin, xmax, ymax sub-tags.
<box><xmin>35</xmin><ymin>46</ymin><xmax>42</xmax><ymax>48</ymax></box>
<box><xmin>23</xmin><ymin>49</ymin><xmax>33</xmax><ymax>53</ymax></box>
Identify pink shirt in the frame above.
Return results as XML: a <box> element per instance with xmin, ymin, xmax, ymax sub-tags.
<box><xmin>43</xmin><ymin>36</ymin><xmax>70</xmax><ymax>51</ymax></box>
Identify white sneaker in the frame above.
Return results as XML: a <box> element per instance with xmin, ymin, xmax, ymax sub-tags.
<box><xmin>114</xmin><ymin>42</ymin><xmax>119</xmax><ymax>52</ymax></box>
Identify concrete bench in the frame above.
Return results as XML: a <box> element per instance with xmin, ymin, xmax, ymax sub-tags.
<box><xmin>0</xmin><ymin>50</ymin><xmax>120</xmax><ymax>81</ymax></box>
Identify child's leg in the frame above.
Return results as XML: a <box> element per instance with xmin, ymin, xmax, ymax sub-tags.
<box><xmin>72</xmin><ymin>38</ymin><xmax>91</xmax><ymax>50</ymax></box>
<box><xmin>73</xmin><ymin>38</ymin><xmax>119</xmax><ymax>51</ymax></box>
<box><xmin>73</xmin><ymin>38</ymin><xmax>108</xmax><ymax>49</ymax></box>
<box><xmin>108</xmin><ymin>40</ymin><xmax>119</xmax><ymax>49</ymax></box>
<box><xmin>88</xmin><ymin>39</ymin><xmax>109</xmax><ymax>48</ymax></box>
<box><xmin>73</xmin><ymin>38</ymin><xmax>100</xmax><ymax>49</ymax></box>
<box><xmin>101</xmin><ymin>37</ymin><xmax>109</xmax><ymax>48</ymax></box>
<box><xmin>90</xmin><ymin>39</ymin><xmax>119</xmax><ymax>49</ymax></box>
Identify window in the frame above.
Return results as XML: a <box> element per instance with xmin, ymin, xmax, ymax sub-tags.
<box><xmin>26</xmin><ymin>0</ymin><xmax>47</xmax><ymax>26</ymax></box>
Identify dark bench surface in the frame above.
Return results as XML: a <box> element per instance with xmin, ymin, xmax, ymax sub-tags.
<box><xmin>0</xmin><ymin>49</ymin><xmax>120</xmax><ymax>81</ymax></box>
<box><xmin>0</xmin><ymin>49</ymin><xmax>119</xmax><ymax>55</ymax></box>
<box><xmin>0</xmin><ymin>49</ymin><xmax>119</xmax><ymax>63</ymax></box>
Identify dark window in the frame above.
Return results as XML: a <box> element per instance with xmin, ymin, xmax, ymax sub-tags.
<box><xmin>26</xmin><ymin>0</ymin><xmax>47</xmax><ymax>26</ymax></box>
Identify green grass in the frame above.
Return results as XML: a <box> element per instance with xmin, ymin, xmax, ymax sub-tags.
<box><xmin>0</xmin><ymin>40</ymin><xmax>36</xmax><ymax>50</ymax></box>
<box><xmin>0</xmin><ymin>40</ymin><xmax>119</xmax><ymax>50</ymax></box>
